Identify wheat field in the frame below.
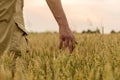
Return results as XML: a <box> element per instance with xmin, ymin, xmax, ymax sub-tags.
<box><xmin>0</xmin><ymin>33</ymin><xmax>120</xmax><ymax>80</ymax></box>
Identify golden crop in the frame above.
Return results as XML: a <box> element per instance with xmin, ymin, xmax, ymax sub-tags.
<box><xmin>0</xmin><ymin>33</ymin><xmax>120</xmax><ymax>80</ymax></box>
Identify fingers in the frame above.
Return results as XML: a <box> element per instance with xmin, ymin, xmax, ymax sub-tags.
<box><xmin>64</xmin><ymin>39</ymin><xmax>69</xmax><ymax>48</ymax></box>
<box><xmin>59</xmin><ymin>37</ymin><xmax>77</xmax><ymax>53</ymax></box>
<box><xmin>59</xmin><ymin>38</ymin><xmax>63</xmax><ymax>49</ymax></box>
<box><xmin>62</xmin><ymin>40</ymin><xmax>75</xmax><ymax>53</ymax></box>
<box><xmin>68</xmin><ymin>40</ymin><xmax>74</xmax><ymax>53</ymax></box>
<box><xmin>59</xmin><ymin>38</ymin><xmax>69</xmax><ymax>49</ymax></box>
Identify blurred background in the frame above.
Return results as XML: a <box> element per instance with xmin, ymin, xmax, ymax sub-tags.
<box><xmin>24</xmin><ymin>0</ymin><xmax>120</xmax><ymax>34</ymax></box>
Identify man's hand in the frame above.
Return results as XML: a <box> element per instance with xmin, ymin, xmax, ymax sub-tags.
<box><xmin>46</xmin><ymin>0</ymin><xmax>76</xmax><ymax>53</ymax></box>
<box><xmin>59</xmin><ymin>27</ymin><xmax>76</xmax><ymax>53</ymax></box>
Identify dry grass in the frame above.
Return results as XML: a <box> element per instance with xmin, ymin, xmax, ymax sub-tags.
<box><xmin>0</xmin><ymin>33</ymin><xmax>120</xmax><ymax>80</ymax></box>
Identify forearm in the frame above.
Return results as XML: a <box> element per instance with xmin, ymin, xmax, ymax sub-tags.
<box><xmin>46</xmin><ymin>0</ymin><xmax>70</xmax><ymax>30</ymax></box>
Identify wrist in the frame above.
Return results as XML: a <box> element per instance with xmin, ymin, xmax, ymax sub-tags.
<box><xmin>59</xmin><ymin>25</ymin><xmax>70</xmax><ymax>32</ymax></box>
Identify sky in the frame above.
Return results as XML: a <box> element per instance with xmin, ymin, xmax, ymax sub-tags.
<box><xmin>23</xmin><ymin>0</ymin><xmax>120</xmax><ymax>33</ymax></box>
